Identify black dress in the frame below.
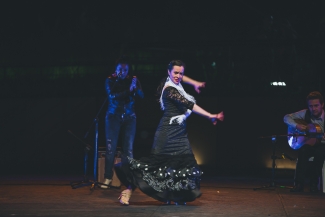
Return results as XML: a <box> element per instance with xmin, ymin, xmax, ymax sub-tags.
<box><xmin>117</xmin><ymin>86</ymin><xmax>202</xmax><ymax>203</ymax></box>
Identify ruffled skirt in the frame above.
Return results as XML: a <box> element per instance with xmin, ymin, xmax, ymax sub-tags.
<box><xmin>115</xmin><ymin>154</ymin><xmax>202</xmax><ymax>203</ymax></box>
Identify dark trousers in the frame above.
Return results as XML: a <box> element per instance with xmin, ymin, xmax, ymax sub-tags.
<box><xmin>294</xmin><ymin>144</ymin><xmax>325</xmax><ymax>186</ymax></box>
<box><xmin>104</xmin><ymin>112</ymin><xmax>136</xmax><ymax>179</ymax></box>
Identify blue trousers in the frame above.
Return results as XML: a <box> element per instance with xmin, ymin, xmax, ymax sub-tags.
<box><xmin>104</xmin><ymin>112</ymin><xmax>136</xmax><ymax>179</ymax></box>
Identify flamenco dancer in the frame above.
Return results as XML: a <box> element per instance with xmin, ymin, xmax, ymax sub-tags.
<box><xmin>115</xmin><ymin>59</ymin><xmax>224</xmax><ymax>205</ymax></box>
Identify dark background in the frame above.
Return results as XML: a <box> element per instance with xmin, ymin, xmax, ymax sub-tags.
<box><xmin>1</xmin><ymin>0</ymin><xmax>325</xmax><ymax>177</ymax></box>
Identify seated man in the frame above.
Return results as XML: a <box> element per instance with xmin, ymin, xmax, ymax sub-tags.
<box><xmin>283</xmin><ymin>91</ymin><xmax>325</xmax><ymax>192</ymax></box>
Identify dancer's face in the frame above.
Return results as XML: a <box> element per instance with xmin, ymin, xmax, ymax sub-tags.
<box><xmin>168</xmin><ymin>66</ymin><xmax>184</xmax><ymax>85</ymax></box>
<box><xmin>115</xmin><ymin>63</ymin><xmax>129</xmax><ymax>79</ymax></box>
<box><xmin>308</xmin><ymin>99</ymin><xmax>324</xmax><ymax>118</ymax></box>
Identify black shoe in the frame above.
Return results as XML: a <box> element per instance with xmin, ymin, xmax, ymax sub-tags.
<box><xmin>164</xmin><ymin>200</ymin><xmax>171</xmax><ymax>205</ymax></box>
<box><xmin>310</xmin><ymin>184</ymin><xmax>320</xmax><ymax>193</ymax></box>
<box><xmin>174</xmin><ymin>201</ymin><xmax>186</xmax><ymax>205</ymax></box>
<box><xmin>290</xmin><ymin>184</ymin><xmax>304</xmax><ymax>192</ymax></box>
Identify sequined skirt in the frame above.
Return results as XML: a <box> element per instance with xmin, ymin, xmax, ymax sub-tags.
<box><xmin>115</xmin><ymin>154</ymin><xmax>202</xmax><ymax>203</ymax></box>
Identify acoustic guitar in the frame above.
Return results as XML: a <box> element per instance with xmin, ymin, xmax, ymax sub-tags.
<box><xmin>287</xmin><ymin>119</ymin><xmax>323</xmax><ymax>150</ymax></box>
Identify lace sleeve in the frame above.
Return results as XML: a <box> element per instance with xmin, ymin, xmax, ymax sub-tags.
<box><xmin>163</xmin><ymin>86</ymin><xmax>194</xmax><ymax>110</ymax></box>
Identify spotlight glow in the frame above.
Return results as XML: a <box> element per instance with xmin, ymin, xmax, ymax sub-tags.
<box><xmin>270</xmin><ymin>82</ymin><xmax>286</xmax><ymax>86</ymax></box>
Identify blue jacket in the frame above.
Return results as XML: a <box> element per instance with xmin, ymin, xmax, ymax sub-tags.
<box><xmin>105</xmin><ymin>75</ymin><xmax>144</xmax><ymax>116</ymax></box>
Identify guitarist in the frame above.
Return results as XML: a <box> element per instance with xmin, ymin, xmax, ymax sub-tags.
<box><xmin>283</xmin><ymin>91</ymin><xmax>325</xmax><ymax>192</ymax></box>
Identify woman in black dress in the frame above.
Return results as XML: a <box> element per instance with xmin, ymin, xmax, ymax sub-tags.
<box><xmin>116</xmin><ymin>60</ymin><xmax>224</xmax><ymax>205</ymax></box>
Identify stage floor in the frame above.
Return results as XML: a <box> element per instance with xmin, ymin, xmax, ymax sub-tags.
<box><xmin>0</xmin><ymin>174</ymin><xmax>324</xmax><ymax>217</ymax></box>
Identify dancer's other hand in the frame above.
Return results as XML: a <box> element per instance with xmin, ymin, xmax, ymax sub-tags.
<box><xmin>208</xmin><ymin>111</ymin><xmax>224</xmax><ymax>125</ymax></box>
<box><xmin>193</xmin><ymin>81</ymin><xmax>206</xmax><ymax>93</ymax></box>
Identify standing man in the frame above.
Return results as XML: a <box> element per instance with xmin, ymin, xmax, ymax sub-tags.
<box><xmin>101</xmin><ymin>57</ymin><xmax>206</xmax><ymax>188</ymax></box>
<box><xmin>284</xmin><ymin>91</ymin><xmax>325</xmax><ymax>192</ymax></box>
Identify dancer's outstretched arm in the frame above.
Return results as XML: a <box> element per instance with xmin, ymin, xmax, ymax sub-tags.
<box><xmin>182</xmin><ymin>76</ymin><xmax>206</xmax><ymax>93</ymax></box>
<box><xmin>192</xmin><ymin>104</ymin><xmax>224</xmax><ymax>125</ymax></box>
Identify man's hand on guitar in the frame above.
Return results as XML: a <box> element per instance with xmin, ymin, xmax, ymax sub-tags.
<box><xmin>288</xmin><ymin>121</ymin><xmax>322</xmax><ymax>150</ymax></box>
<box><xmin>296</xmin><ymin>124</ymin><xmax>307</xmax><ymax>132</ymax></box>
